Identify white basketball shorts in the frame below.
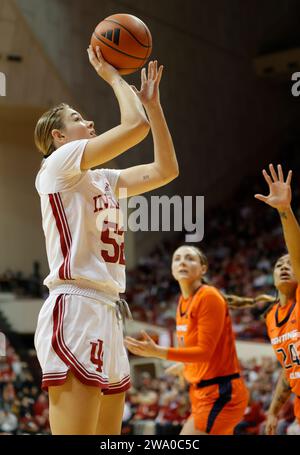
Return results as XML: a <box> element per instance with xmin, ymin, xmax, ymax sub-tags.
<box><xmin>34</xmin><ymin>289</ymin><xmax>131</xmax><ymax>395</ymax></box>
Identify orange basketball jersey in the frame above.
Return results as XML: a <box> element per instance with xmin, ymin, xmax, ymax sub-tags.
<box><xmin>266</xmin><ymin>286</ymin><xmax>300</xmax><ymax>396</ymax></box>
<box><xmin>171</xmin><ymin>285</ymin><xmax>241</xmax><ymax>384</ymax></box>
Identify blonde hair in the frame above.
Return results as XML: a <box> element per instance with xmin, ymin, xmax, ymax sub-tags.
<box><xmin>34</xmin><ymin>103</ymin><xmax>70</xmax><ymax>157</ymax></box>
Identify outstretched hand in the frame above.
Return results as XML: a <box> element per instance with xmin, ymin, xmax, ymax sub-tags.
<box><xmin>255</xmin><ymin>164</ymin><xmax>292</xmax><ymax>211</ymax></box>
<box><xmin>130</xmin><ymin>60</ymin><xmax>163</xmax><ymax>108</ymax></box>
<box><xmin>124</xmin><ymin>331</ymin><xmax>167</xmax><ymax>359</ymax></box>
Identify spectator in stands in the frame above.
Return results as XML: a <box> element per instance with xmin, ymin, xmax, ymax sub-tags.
<box><xmin>234</xmin><ymin>393</ymin><xmax>266</xmax><ymax>435</ymax></box>
<box><xmin>0</xmin><ymin>409</ymin><xmax>18</xmax><ymax>434</ymax></box>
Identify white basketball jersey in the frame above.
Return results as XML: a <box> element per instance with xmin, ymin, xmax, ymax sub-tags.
<box><xmin>35</xmin><ymin>139</ymin><xmax>125</xmax><ymax>296</ymax></box>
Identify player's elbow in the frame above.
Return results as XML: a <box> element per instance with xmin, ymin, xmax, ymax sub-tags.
<box><xmin>161</xmin><ymin>164</ymin><xmax>179</xmax><ymax>184</ymax></box>
<box><xmin>171</xmin><ymin>165</ymin><xmax>179</xmax><ymax>179</ymax></box>
<box><xmin>168</xmin><ymin>168</ymin><xmax>179</xmax><ymax>183</ymax></box>
<box><xmin>132</xmin><ymin>118</ymin><xmax>150</xmax><ymax>139</ymax></box>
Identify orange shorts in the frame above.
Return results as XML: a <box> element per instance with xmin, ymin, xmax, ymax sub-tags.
<box><xmin>189</xmin><ymin>376</ymin><xmax>249</xmax><ymax>435</ymax></box>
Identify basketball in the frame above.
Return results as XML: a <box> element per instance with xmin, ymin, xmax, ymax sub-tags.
<box><xmin>91</xmin><ymin>14</ymin><xmax>152</xmax><ymax>75</ymax></box>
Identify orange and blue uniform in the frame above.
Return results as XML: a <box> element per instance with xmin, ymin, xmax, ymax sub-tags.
<box><xmin>167</xmin><ymin>285</ymin><xmax>249</xmax><ymax>434</ymax></box>
<box><xmin>265</xmin><ymin>286</ymin><xmax>300</xmax><ymax>421</ymax></box>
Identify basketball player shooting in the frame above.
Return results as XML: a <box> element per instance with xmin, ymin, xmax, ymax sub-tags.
<box><xmin>34</xmin><ymin>45</ymin><xmax>178</xmax><ymax>435</ymax></box>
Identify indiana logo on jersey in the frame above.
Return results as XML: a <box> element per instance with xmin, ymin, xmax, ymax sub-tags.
<box><xmin>93</xmin><ymin>193</ymin><xmax>119</xmax><ymax>213</ymax></box>
<box><xmin>90</xmin><ymin>339</ymin><xmax>104</xmax><ymax>372</ymax></box>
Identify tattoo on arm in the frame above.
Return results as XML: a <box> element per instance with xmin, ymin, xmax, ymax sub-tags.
<box><xmin>279</xmin><ymin>211</ymin><xmax>288</xmax><ymax>220</ymax></box>
<box><xmin>143</xmin><ymin>175</ymin><xmax>150</xmax><ymax>181</ymax></box>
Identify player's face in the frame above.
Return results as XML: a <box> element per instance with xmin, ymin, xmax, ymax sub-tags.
<box><xmin>273</xmin><ymin>254</ymin><xmax>297</xmax><ymax>293</ymax></box>
<box><xmin>172</xmin><ymin>247</ymin><xmax>207</xmax><ymax>283</ymax></box>
<box><xmin>55</xmin><ymin>108</ymin><xmax>96</xmax><ymax>144</ymax></box>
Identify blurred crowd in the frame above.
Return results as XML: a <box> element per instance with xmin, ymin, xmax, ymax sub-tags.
<box><xmin>0</xmin><ymin>340</ymin><xmax>49</xmax><ymax>434</ymax></box>
<box><xmin>0</xmin><ymin>262</ymin><xmax>44</xmax><ymax>298</ymax></box>
<box><xmin>122</xmin><ymin>371</ymin><xmax>190</xmax><ymax>435</ymax></box>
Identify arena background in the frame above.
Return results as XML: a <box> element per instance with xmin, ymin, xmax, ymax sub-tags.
<box><xmin>0</xmin><ymin>0</ymin><xmax>300</xmax><ymax>435</ymax></box>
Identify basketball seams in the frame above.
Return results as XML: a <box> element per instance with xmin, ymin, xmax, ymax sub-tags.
<box><xmin>93</xmin><ymin>32</ymin><xmax>148</xmax><ymax>61</ymax></box>
<box><xmin>142</xmin><ymin>24</ymin><xmax>152</xmax><ymax>60</ymax></box>
<box><xmin>103</xmin><ymin>19</ymin><xmax>151</xmax><ymax>48</ymax></box>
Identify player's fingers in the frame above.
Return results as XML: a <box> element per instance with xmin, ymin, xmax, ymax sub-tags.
<box><xmin>124</xmin><ymin>342</ymin><xmax>141</xmax><ymax>353</ymax></box>
<box><xmin>156</xmin><ymin>65</ymin><xmax>164</xmax><ymax>85</ymax></box>
<box><xmin>126</xmin><ymin>342</ymin><xmax>146</xmax><ymax>354</ymax></box>
<box><xmin>286</xmin><ymin>170</ymin><xmax>292</xmax><ymax>185</ymax></box>
<box><xmin>124</xmin><ymin>340</ymin><xmax>134</xmax><ymax>349</ymax></box>
<box><xmin>148</xmin><ymin>60</ymin><xmax>154</xmax><ymax>79</ymax></box>
<box><xmin>95</xmin><ymin>45</ymin><xmax>103</xmax><ymax>61</ymax></box>
<box><xmin>277</xmin><ymin>164</ymin><xmax>284</xmax><ymax>182</ymax></box>
<box><xmin>125</xmin><ymin>336</ymin><xmax>138</xmax><ymax>343</ymax></box>
<box><xmin>87</xmin><ymin>46</ymin><xmax>97</xmax><ymax>63</ymax></box>
<box><xmin>126</xmin><ymin>340</ymin><xmax>145</xmax><ymax>349</ymax></box>
<box><xmin>262</xmin><ymin>169</ymin><xmax>273</xmax><ymax>186</ymax></box>
<box><xmin>254</xmin><ymin>194</ymin><xmax>268</xmax><ymax>203</ymax></box>
<box><xmin>141</xmin><ymin>67</ymin><xmax>147</xmax><ymax>85</ymax></box>
<box><xmin>153</xmin><ymin>60</ymin><xmax>157</xmax><ymax>78</ymax></box>
<box><xmin>128</xmin><ymin>337</ymin><xmax>149</xmax><ymax>349</ymax></box>
<box><xmin>269</xmin><ymin>163</ymin><xmax>278</xmax><ymax>182</ymax></box>
<box><xmin>128</xmin><ymin>348</ymin><xmax>142</xmax><ymax>356</ymax></box>
<box><xmin>141</xmin><ymin>330</ymin><xmax>152</xmax><ymax>341</ymax></box>
<box><xmin>124</xmin><ymin>340</ymin><xmax>143</xmax><ymax>351</ymax></box>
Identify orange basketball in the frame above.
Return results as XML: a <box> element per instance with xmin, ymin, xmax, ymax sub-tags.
<box><xmin>91</xmin><ymin>14</ymin><xmax>152</xmax><ymax>75</ymax></box>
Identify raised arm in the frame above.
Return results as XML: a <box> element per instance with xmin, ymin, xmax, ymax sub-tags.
<box><xmin>265</xmin><ymin>369</ymin><xmax>292</xmax><ymax>435</ymax></box>
<box><xmin>255</xmin><ymin>164</ymin><xmax>300</xmax><ymax>282</ymax></box>
<box><xmin>81</xmin><ymin>46</ymin><xmax>150</xmax><ymax>170</ymax></box>
<box><xmin>116</xmin><ymin>60</ymin><xmax>179</xmax><ymax>198</ymax></box>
